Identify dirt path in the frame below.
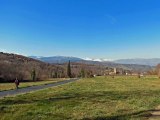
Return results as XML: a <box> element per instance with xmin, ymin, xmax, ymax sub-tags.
<box><xmin>148</xmin><ymin>105</ymin><xmax>160</xmax><ymax>120</ymax></box>
<box><xmin>0</xmin><ymin>78</ymin><xmax>79</xmax><ymax>98</ymax></box>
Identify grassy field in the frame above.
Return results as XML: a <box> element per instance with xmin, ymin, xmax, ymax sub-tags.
<box><xmin>0</xmin><ymin>78</ymin><xmax>66</xmax><ymax>91</ymax></box>
<box><xmin>1</xmin><ymin>76</ymin><xmax>160</xmax><ymax>120</ymax></box>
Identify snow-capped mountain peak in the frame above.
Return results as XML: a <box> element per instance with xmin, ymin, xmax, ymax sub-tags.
<box><xmin>83</xmin><ymin>58</ymin><xmax>113</xmax><ymax>62</ymax></box>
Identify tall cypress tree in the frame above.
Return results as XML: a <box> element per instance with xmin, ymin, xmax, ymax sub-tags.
<box><xmin>80</xmin><ymin>68</ymin><xmax>85</xmax><ymax>78</ymax></box>
<box><xmin>67</xmin><ymin>60</ymin><xmax>72</xmax><ymax>78</ymax></box>
<box><xmin>31</xmin><ymin>69</ymin><xmax>36</xmax><ymax>81</ymax></box>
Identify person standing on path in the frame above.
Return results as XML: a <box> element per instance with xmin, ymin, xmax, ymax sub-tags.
<box><xmin>14</xmin><ymin>78</ymin><xmax>19</xmax><ymax>89</ymax></box>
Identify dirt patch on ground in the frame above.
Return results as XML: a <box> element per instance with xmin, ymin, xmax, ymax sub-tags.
<box><xmin>148</xmin><ymin>105</ymin><xmax>160</xmax><ymax>120</ymax></box>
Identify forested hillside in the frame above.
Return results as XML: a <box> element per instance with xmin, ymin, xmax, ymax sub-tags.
<box><xmin>0</xmin><ymin>52</ymin><xmax>60</xmax><ymax>81</ymax></box>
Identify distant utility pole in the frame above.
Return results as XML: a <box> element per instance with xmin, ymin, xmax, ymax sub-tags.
<box><xmin>67</xmin><ymin>60</ymin><xmax>72</xmax><ymax>78</ymax></box>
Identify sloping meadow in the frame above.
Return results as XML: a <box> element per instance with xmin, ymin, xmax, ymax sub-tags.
<box><xmin>1</xmin><ymin>76</ymin><xmax>160</xmax><ymax>120</ymax></box>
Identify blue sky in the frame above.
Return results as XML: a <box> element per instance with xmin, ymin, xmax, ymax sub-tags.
<box><xmin>0</xmin><ymin>0</ymin><xmax>160</xmax><ymax>59</ymax></box>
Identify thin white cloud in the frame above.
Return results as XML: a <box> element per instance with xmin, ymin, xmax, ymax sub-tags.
<box><xmin>105</xmin><ymin>14</ymin><xmax>117</xmax><ymax>24</ymax></box>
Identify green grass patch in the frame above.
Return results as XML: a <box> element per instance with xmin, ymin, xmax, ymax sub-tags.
<box><xmin>1</xmin><ymin>76</ymin><xmax>160</xmax><ymax>120</ymax></box>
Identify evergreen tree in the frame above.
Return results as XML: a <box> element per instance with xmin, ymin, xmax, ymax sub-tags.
<box><xmin>31</xmin><ymin>69</ymin><xmax>36</xmax><ymax>81</ymax></box>
<box><xmin>67</xmin><ymin>60</ymin><xmax>72</xmax><ymax>78</ymax></box>
<box><xmin>80</xmin><ymin>68</ymin><xmax>85</xmax><ymax>78</ymax></box>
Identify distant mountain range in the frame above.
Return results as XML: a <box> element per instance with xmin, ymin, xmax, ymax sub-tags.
<box><xmin>114</xmin><ymin>58</ymin><xmax>160</xmax><ymax>66</ymax></box>
<box><xmin>29</xmin><ymin>56</ymin><xmax>113</xmax><ymax>64</ymax></box>
<box><xmin>29</xmin><ymin>56</ymin><xmax>160</xmax><ymax>66</ymax></box>
<box><xmin>28</xmin><ymin>56</ymin><xmax>155</xmax><ymax>72</ymax></box>
<box><xmin>29</xmin><ymin>56</ymin><xmax>84</xmax><ymax>64</ymax></box>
